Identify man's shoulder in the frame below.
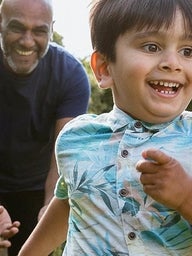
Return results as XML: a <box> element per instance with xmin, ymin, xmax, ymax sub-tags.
<box><xmin>47</xmin><ymin>42</ymin><xmax>79</xmax><ymax>62</ymax></box>
<box><xmin>44</xmin><ymin>42</ymin><xmax>83</xmax><ymax>74</ymax></box>
<box><xmin>48</xmin><ymin>42</ymin><xmax>67</xmax><ymax>54</ymax></box>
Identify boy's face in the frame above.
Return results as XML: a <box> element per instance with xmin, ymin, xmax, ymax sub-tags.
<box><xmin>106</xmin><ymin>10</ymin><xmax>192</xmax><ymax>123</ymax></box>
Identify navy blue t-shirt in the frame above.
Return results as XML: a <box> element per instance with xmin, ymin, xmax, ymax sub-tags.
<box><xmin>0</xmin><ymin>42</ymin><xmax>90</xmax><ymax>192</ymax></box>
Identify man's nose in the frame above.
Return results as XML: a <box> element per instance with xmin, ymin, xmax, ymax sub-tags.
<box><xmin>19</xmin><ymin>31</ymin><xmax>35</xmax><ymax>48</ymax></box>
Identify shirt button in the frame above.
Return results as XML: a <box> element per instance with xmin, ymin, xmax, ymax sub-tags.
<box><xmin>121</xmin><ymin>149</ymin><xmax>128</xmax><ymax>158</ymax></box>
<box><xmin>134</xmin><ymin>121</ymin><xmax>142</xmax><ymax>129</ymax></box>
<box><xmin>128</xmin><ymin>232</ymin><xmax>136</xmax><ymax>240</ymax></box>
<box><xmin>119</xmin><ymin>188</ymin><xmax>129</xmax><ymax>197</ymax></box>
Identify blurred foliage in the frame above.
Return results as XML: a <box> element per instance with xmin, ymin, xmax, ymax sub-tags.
<box><xmin>51</xmin><ymin>243</ymin><xmax>64</xmax><ymax>256</ymax></box>
<box><xmin>52</xmin><ymin>31</ymin><xmax>64</xmax><ymax>46</ymax></box>
<box><xmin>187</xmin><ymin>101</ymin><xmax>192</xmax><ymax>111</ymax></box>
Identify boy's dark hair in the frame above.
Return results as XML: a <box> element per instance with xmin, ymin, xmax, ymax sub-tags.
<box><xmin>90</xmin><ymin>0</ymin><xmax>192</xmax><ymax>61</ymax></box>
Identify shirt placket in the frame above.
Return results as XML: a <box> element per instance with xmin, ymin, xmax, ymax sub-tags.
<box><xmin>116</xmin><ymin>122</ymin><xmax>154</xmax><ymax>255</ymax></box>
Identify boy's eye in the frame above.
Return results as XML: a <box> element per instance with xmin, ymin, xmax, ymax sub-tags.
<box><xmin>143</xmin><ymin>44</ymin><xmax>160</xmax><ymax>52</ymax></box>
<box><xmin>179</xmin><ymin>47</ymin><xmax>192</xmax><ymax>57</ymax></box>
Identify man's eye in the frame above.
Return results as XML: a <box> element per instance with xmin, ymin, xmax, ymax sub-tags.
<box><xmin>143</xmin><ymin>44</ymin><xmax>160</xmax><ymax>52</ymax></box>
<box><xmin>180</xmin><ymin>47</ymin><xmax>192</xmax><ymax>57</ymax></box>
<box><xmin>33</xmin><ymin>29</ymin><xmax>49</xmax><ymax>36</ymax></box>
<box><xmin>9</xmin><ymin>25</ymin><xmax>24</xmax><ymax>33</ymax></box>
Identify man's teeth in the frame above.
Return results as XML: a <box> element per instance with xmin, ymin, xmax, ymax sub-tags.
<box><xmin>16</xmin><ymin>50</ymin><xmax>33</xmax><ymax>56</ymax></box>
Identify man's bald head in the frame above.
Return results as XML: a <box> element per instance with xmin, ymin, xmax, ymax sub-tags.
<box><xmin>0</xmin><ymin>0</ymin><xmax>53</xmax><ymax>20</ymax></box>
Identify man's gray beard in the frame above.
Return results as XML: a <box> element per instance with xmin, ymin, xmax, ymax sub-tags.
<box><xmin>5</xmin><ymin>55</ymin><xmax>39</xmax><ymax>74</ymax></box>
<box><xmin>0</xmin><ymin>38</ymin><xmax>50</xmax><ymax>75</ymax></box>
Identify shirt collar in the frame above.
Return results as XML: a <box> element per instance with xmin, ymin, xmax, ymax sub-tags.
<box><xmin>107</xmin><ymin>105</ymin><xmax>181</xmax><ymax>133</ymax></box>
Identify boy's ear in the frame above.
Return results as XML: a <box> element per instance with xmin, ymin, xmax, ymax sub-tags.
<box><xmin>91</xmin><ymin>51</ymin><xmax>113</xmax><ymax>89</ymax></box>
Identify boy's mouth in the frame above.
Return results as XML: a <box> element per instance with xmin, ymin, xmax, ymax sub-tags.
<box><xmin>148</xmin><ymin>80</ymin><xmax>181</xmax><ymax>95</ymax></box>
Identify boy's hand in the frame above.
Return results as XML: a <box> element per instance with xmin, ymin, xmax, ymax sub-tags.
<box><xmin>136</xmin><ymin>149</ymin><xmax>192</xmax><ymax>212</ymax></box>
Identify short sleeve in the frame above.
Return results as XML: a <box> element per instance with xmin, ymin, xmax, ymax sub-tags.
<box><xmin>55</xmin><ymin>52</ymin><xmax>90</xmax><ymax>119</ymax></box>
<box><xmin>54</xmin><ymin>175</ymin><xmax>68</xmax><ymax>199</ymax></box>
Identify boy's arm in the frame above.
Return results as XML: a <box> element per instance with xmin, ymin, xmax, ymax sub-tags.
<box><xmin>18</xmin><ymin>197</ymin><xmax>69</xmax><ymax>256</ymax></box>
<box><xmin>136</xmin><ymin>149</ymin><xmax>192</xmax><ymax>223</ymax></box>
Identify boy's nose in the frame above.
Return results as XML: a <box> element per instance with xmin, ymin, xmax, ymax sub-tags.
<box><xmin>158</xmin><ymin>52</ymin><xmax>183</xmax><ymax>72</ymax></box>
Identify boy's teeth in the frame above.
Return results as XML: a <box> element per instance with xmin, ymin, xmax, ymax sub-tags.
<box><xmin>150</xmin><ymin>81</ymin><xmax>179</xmax><ymax>88</ymax></box>
<box><xmin>160</xmin><ymin>81</ymin><xmax>164</xmax><ymax>86</ymax></box>
<box><xmin>155</xmin><ymin>89</ymin><xmax>175</xmax><ymax>95</ymax></box>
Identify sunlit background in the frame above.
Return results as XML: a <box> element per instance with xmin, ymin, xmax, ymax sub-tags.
<box><xmin>52</xmin><ymin>0</ymin><xmax>92</xmax><ymax>58</ymax></box>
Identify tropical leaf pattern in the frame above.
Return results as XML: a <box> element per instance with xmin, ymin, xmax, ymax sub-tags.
<box><xmin>55</xmin><ymin>107</ymin><xmax>192</xmax><ymax>255</ymax></box>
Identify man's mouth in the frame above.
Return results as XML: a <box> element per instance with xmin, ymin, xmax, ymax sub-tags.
<box><xmin>16</xmin><ymin>49</ymin><xmax>34</xmax><ymax>56</ymax></box>
<box><xmin>148</xmin><ymin>80</ymin><xmax>181</xmax><ymax>95</ymax></box>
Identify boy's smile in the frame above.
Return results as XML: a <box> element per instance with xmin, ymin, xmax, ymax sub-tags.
<box><xmin>106</xmin><ymin>10</ymin><xmax>192</xmax><ymax>124</ymax></box>
<box><xmin>148</xmin><ymin>80</ymin><xmax>181</xmax><ymax>95</ymax></box>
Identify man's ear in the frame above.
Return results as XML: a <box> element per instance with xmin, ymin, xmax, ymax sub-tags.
<box><xmin>49</xmin><ymin>21</ymin><xmax>54</xmax><ymax>41</ymax></box>
<box><xmin>0</xmin><ymin>15</ymin><xmax>2</xmax><ymax>33</ymax></box>
<box><xmin>91</xmin><ymin>51</ymin><xmax>113</xmax><ymax>89</ymax></box>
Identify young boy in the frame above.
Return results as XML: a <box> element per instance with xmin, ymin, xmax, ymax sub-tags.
<box><xmin>18</xmin><ymin>0</ymin><xmax>192</xmax><ymax>255</ymax></box>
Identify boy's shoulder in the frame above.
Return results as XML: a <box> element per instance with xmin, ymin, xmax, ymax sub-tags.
<box><xmin>181</xmin><ymin>110</ymin><xmax>192</xmax><ymax>123</ymax></box>
<box><xmin>174</xmin><ymin>111</ymin><xmax>192</xmax><ymax>134</ymax></box>
<box><xmin>60</xmin><ymin>113</ymin><xmax>111</xmax><ymax>135</ymax></box>
<box><xmin>56</xmin><ymin>113</ymin><xmax>112</xmax><ymax>149</ymax></box>
<box><xmin>58</xmin><ymin>110</ymin><xmax>192</xmax><ymax>137</ymax></box>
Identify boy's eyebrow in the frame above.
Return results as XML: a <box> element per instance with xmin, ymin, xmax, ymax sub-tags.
<box><xmin>182</xmin><ymin>34</ymin><xmax>192</xmax><ymax>41</ymax></box>
<box><xmin>132</xmin><ymin>30</ymin><xmax>163</xmax><ymax>39</ymax></box>
<box><xmin>132</xmin><ymin>30</ymin><xmax>192</xmax><ymax>41</ymax></box>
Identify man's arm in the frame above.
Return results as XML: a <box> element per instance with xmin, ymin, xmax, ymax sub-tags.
<box><xmin>18</xmin><ymin>197</ymin><xmax>69</xmax><ymax>256</ymax></box>
<box><xmin>38</xmin><ymin>117</ymin><xmax>73</xmax><ymax>220</ymax></box>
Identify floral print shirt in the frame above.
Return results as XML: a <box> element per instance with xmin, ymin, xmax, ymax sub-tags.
<box><xmin>55</xmin><ymin>106</ymin><xmax>192</xmax><ymax>256</ymax></box>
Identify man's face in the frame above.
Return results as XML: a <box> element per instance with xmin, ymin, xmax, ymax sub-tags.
<box><xmin>0</xmin><ymin>0</ymin><xmax>52</xmax><ymax>75</ymax></box>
